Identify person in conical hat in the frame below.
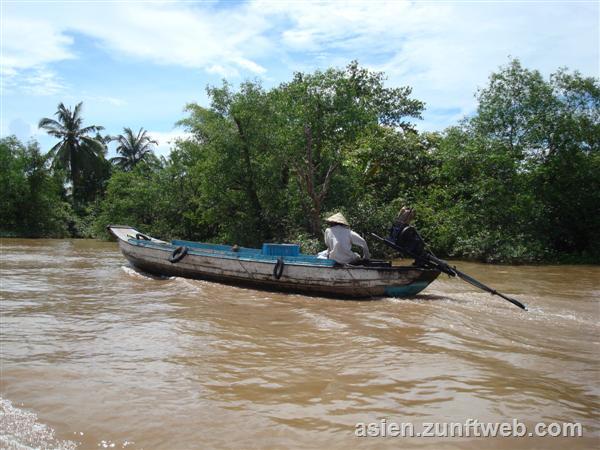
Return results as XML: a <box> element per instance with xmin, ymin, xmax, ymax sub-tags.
<box><xmin>325</xmin><ymin>212</ymin><xmax>349</xmax><ymax>226</ymax></box>
<box><xmin>317</xmin><ymin>212</ymin><xmax>370</xmax><ymax>264</ymax></box>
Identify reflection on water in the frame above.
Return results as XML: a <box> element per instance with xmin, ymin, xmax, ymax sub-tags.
<box><xmin>1</xmin><ymin>239</ymin><xmax>599</xmax><ymax>449</ymax></box>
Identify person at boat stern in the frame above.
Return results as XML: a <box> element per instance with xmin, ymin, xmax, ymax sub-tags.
<box><xmin>317</xmin><ymin>213</ymin><xmax>370</xmax><ymax>264</ymax></box>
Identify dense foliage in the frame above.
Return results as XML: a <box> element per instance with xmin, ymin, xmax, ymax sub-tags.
<box><xmin>2</xmin><ymin>60</ymin><xmax>598</xmax><ymax>263</ymax></box>
<box><xmin>417</xmin><ymin>60</ymin><xmax>600</xmax><ymax>262</ymax></box>
<box><xmin>0</xmin><ymin>137</ymin><xmax>71</xmax><ymax>237</ymax></box>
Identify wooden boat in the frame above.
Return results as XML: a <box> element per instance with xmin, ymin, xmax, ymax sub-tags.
<box><xmin>108</xmin><ymin>225</ymin><xmax>440</xmax><ymax>299</ymax></box>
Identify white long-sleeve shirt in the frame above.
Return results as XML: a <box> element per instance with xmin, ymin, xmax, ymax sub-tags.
<box><xmin>317</xmin><ymin>225</ymin><xmax>370</xmax><ymax>264</ymax></box>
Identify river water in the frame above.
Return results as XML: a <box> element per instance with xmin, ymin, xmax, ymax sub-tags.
<box><xmin>0</xmin><ymin>239</ymin><xmax>598</xmax><ymax>449</ymax></box>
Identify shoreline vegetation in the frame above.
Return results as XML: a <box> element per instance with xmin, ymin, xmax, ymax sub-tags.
<box><xmin>2</xmin><ymin>60</ymin><xmax>598</xmax><ymax>264</ymax></box>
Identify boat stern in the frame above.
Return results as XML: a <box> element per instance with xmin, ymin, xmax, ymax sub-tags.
<box><xmin>383</xmin><ymin>269</ymin><xmax>440</xmax><ymax>297</ymax></box>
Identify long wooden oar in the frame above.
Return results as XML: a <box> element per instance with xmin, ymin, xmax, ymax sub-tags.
<box><xmin>370</xmin><ymin>233</ymin><xmax>527</xmax><ymax>311</ymax></box>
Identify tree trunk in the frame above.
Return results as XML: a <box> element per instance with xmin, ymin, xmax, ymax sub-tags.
<box><xmin>308</xmin><ymin>204</ymin><xmax>322</xmax><ymax>237</ymax></box>
<box><xmin>70</xmin><ymin>143</ymin><xmax>79</xmax><ymax>208</ymax></box>
<box><xmin>233</xmin><ymin>116</ymin><xmax>268</xmax><ymax>236</ymax></box>
<box><xmin>300</xmin><ymin>125</ymin><xmax>338</xmax><ymax>236</ymax></box>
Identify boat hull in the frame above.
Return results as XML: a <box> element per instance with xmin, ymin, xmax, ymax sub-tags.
<box><xmin>110</xmin><ymin>225</ymin><xmax>440</xmax><ymax>299</ymax></box>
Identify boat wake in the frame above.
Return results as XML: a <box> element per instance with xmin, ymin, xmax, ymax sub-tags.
<box><xmin>122</xmin><ymin>264</ymin><xmax>214</xmax><ymax>295</ymax></box>
<box><xmin>296</xmin><ymin>309</ymin><xmax>348</xmax><ymax>330</ymax></box>
<box><xmin>171</xmin><ymin>277</ymin><xmax>208</xmax><ymax>294</ymax></box>
<box><xmin>0</xmin><ymin>397</ymin><xmax>77</xmax><ymax>450</ymax></box>
<box><xmin>121</xmin><ymin>265</ymin><xmax>174</xmax><ymax>280</ymax></box>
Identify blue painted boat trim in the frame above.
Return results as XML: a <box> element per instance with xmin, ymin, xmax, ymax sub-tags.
<box><xmin>172</xmin><ymin>239</ymin><xmax>259</xmax><ymax>255</ymax></box>
<box><xmin>384</xmin><ymin>281</ymin><xmax>431</xmax><ymax>297</ymax></box>
<box><xmin>262</xmin><ymin>243</ymin><xmax>300</xmax><ymax>256</ymax></box>
<box><xmin>128</xmin><ymin>239</ymin><xmax>337</xmax><ymax>267</ymax></box>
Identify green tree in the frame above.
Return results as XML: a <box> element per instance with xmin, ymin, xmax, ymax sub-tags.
<box><xmin>78</xmin><ymin>132</ymin><xmax>112</xmax><ymax>206</ymax></box>
<box><xmin>38</xmin><ymin>102</ymin><xmax>106</xmax><ymax>207</ymax></box>
<box><xmin>94</xmin><ymin>158</ymin><xmax>197</xmax><ymax>241</ymax></box>
<box><xmin>177</xmin><ymin>80</ymin><xmax>284</xmax><ymax>244</ymax></box>
<box><xmin>271</xmin><ymin>61</ymin><xmax>424</xmax><ymax>234</ymax></box>
<box><xmin>110</xmin><ymin>127</ymin><xmax>159</xmax><ymax>171</ymax></box>
<box><xmin>88</xmin><ymin>60</ymin><xmax>597</xmax><ymax>262</ymax></box>
<box><xmin>0</xmin><ymin>136</ymin><xmax>70</xmax><ymax>237</ymax></box>
<box><xmin>417</xmin><ymin>126</ymin><xmax>542</xmax><ymax>261</ymax></box>
<box><xmin>420</xmin><ymin>59</ymin><xmax>600</xmax><ymax>262</ymax></box>
<box><xmin>473</xmin><ymin>59</ymin><xmax>600</xmax><ymax>259</ymax></box>
<box><xmin>334</xmin><ymin>128</ymin><xmax>438</xmax><ymax>255</ymax></box>
<box><xmin>349</xmin><ymin>128</ymin><xmax>438</xmax><ymax>205</ymax></box>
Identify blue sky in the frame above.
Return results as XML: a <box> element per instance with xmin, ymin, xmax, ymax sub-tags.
<box><xmin>1</xmin><ymin>0</ymin><xmax>598</xmax><ymax>157</ymax></box>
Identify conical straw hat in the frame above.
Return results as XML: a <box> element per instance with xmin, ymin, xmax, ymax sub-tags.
<box><xmin>325</xmin><ymin>212</ymin><xmax>349</xmax><ymax>226</ymax></box>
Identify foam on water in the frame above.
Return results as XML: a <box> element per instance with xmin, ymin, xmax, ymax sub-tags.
<box><xmin>295</xmin><ymin>309</ymin><xmax>348</xmax><ymax>330</ymax></box>
<box><xmin>172</xmin><ymin>277</ymin><xmax>208</xmax><ymax>293</ymax></box>
<box><xmin>0</xmin><ymin>398</ymin><xmax>77</xmax><ymax>450</ymax></box>
<box><xmin>120</xmin><ymin>265</ymin><xmax>173</xmax><ymax>280</ymax></box>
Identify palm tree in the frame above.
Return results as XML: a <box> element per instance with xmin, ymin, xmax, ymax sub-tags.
<box><xmin>110</xmin><ymin>127</ymin><xmax>158</xmax><ymax>171</ymax></box>
<box><xmin>38</xmin><ymin>102</ymin><xmax>105</xmax><ymax>204</ymax></box>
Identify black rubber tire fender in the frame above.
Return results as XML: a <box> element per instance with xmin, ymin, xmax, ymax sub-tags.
<box><xmin>273</xmin><ymin>257</ymin><xmax>285</xmax><ymax>279</ymax></box>
<box><xmin>169</xmin><ymin>246</ymin><xmax>188</xmax><ymax>263</ymax></box>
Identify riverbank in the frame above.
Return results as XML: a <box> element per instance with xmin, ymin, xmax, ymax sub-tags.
<box><xmin>2</xmin><ymin>234</ymin><xmax>598</xmax><ymax>265</ymax></box>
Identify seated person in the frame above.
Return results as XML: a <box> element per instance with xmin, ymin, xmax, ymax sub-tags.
<box><xmin>389</xmin><ymin>206</ymin><xmax>427</xmax><ymax>263</ymax></box>
<box><xmin>317</xmin><ymin>213</ymin><xmax>370</xmax><ymax>264</ymax></box>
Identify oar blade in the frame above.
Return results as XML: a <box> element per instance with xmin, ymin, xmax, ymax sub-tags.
<box><xmin>498</xmin><ymin>293</ymin><xmax>528</xmax><ymax>311</ymax></box>
<box><xmin>370</xmin><ymin>232</ymin><xmax>527</xmax><ymax>311</ymax></box>
<box><xmin>456</xmin><ymin>270</ymin><xmax>527</xmax><ymax>310</ymax></box>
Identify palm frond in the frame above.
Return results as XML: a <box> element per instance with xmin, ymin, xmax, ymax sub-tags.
<box><xmin>80</xmin><ymin>136</ymin><xmax>106</xmax><ymax>158</ymax></box>
<box><xmin>52</xmin><ymin>143</ymin><xmax>71</xmax><ymax>172</ymax></box>
<box><xmin>73</xmin><ymin>102</ymin><xmax>83</xmax><ymax>119</ymax></box>
<box><xmin>48</xmin><ymin>141</ymin><xmax>67</xmax><ymax>170</ymax></box>
<box><xmin>38</xmin><ymin>117</ymin><xmax>66</xmax><ymax>133</ymax></box>
<box><xmin>47</xmin><ymin>140</ymin><xmax>64</xmax><ymax>157</ymax></box>
<box><xmin>80</xmin><ymin>125</ymin><xmax>105</xmax><ymax>135</ymax></box>
<box><xmin>44</xmin><ymin>129</ymin><xmax>68</xmax><ymax>139</ymax></box>
<box><xmin>56</xmin><ymin>103</ymin><xmax>71</xmax><ymax>124</ymax></box>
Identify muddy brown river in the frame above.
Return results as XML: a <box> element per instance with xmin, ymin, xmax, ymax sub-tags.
<box><xmin>1</xmin><ymin>239</ymin><xmax>598</xmax><ymax>449</ymax></box>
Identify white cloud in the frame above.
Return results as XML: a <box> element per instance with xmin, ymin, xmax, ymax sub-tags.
<box><xmin>2</xmin><ymin>66</ymin><xmax>66</xmax><ymax>96</ymax></box>
<box><xmin>1</xmin><ymin>15</ymin><xmax>74</xmax><ymax>70</ymax></box>
<box><xmin>146</xmin><ymin>130</ymin><xmax>192</xmax><ymax>158</ymax></box>
<box><xmin>1</xmin><ymin>11</ymin><xmax>73</xmax><ymax>95</ymax></box>
<box><xmin>1</xmin><ymin>1</ymin><xmax>270</xmax><ymax>89</ymax></box>
<box><xmin>233</xmin><ymin>57</ymin><xmax>267</xmax><ymax>74</ymax></box>
<box><xmin>257</xmin><ymin>0</ymin><xmax>598</xmax><ymax>128</ymax></box>
<box><xmin>1</xmin><ymin>0</ymin><xmax>597</xmax><ymax>130</ymax></box>
<box><xmin>21</xmin><ymin>67</ymin><xmax>66</xmax><ymax>96</ymax></box>
<box><xmin>79</xmin><ymin>95</ymin><xmax>126</xmax><ymax>107</ymax></box>
<box><xmin>207</xmin><ymin>64</ymin><xmax>240</xmax><ymax>78</ymax></box>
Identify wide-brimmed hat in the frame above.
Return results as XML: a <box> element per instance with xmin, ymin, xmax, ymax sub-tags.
<box><xmin>325</xmin><ymin>212</ymin><xmax>349</xmax><ymax>226</ymax></box>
